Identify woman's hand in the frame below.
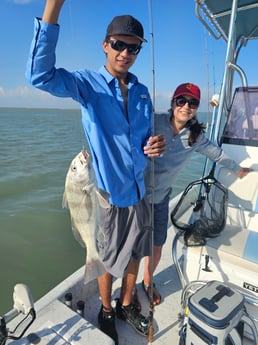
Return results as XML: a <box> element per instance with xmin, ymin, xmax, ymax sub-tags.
<box><xmin>237</xmin><ymin>167</ymin><xmax>253</xmax><ymax>178</ymax></box>
<box><xmin>144</xmin><ymin>135</ymin><xmax>166</xmax><ymax>157</ymax></box>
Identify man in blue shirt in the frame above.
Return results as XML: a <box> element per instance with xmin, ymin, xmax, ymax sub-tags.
<box><xmin>26</xmin><ymin>1</ymin><xmax>165</xmax><ymax>344</ymax></box>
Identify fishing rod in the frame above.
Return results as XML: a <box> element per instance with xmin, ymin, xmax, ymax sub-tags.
<box><xmin>147</xmin><ymin>0</ymin><xmax>155</xmax><ymax>343</ymax></box>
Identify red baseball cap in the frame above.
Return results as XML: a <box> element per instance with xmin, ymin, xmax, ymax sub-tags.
<box><xmin>172</xmin><ymin>83</ymin><xmax>201</xmax><ymax>101</ymax></box>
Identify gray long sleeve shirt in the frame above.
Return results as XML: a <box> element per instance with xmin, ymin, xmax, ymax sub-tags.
<box><xmin>145</xmin><ymin>113</ymin><xmax>240</xmax><ymax>204</ymax></box>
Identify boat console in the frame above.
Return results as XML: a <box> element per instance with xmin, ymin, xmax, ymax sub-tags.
<box><xmin>222</xmin><ymin>87</ymin><xmax>258</xmax><ymax>146</ymax></box>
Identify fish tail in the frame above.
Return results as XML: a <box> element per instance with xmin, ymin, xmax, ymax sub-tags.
<box><xmin>83</xmin><ymin>258</ymin><xmax>106</xmax><ymax>284</ymax></box>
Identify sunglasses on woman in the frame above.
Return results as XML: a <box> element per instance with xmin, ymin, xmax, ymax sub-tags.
<box><xmin>106</xmin><ymin>39</ymin><xmax>142</xmax><ymax>55</ymax></box>
<box><xmin>174</xmin><ymin>97</ymin><xmax>200</xmax><ymax>109</ymax></box>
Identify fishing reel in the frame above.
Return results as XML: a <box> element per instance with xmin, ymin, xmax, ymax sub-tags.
<box><xmin>0</xmin><ymin>284</ymin><xmax>36</xmax><ymax>345</ymax></box>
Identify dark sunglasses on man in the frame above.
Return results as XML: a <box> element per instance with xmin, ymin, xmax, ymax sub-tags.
<box><xmin>174</xmin><ymin>97</ymin><xmax>200</xmax><ymax>110</ymax></box>
<box><xmin>106</xmin><ymin>39</ymin><xmax>142</xmax><ymax>55</ymax></box>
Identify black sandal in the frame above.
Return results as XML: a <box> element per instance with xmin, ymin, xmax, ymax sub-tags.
<box><xmin>142</xmin><ymin>280</ymin><xmax>161</xmax><ymax>305</ymax></box>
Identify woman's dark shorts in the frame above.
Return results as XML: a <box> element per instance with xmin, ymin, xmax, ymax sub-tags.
<box><xmin>153</xmin><ymin>193</ymin><xmax>170</xmax><ymax>246</ymax></box>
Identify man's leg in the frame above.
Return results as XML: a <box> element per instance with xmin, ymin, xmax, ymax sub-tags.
<box><xmin>98</xmin><ymin>272</ymin><xmax>118</xmax><ymax>345</ymax></box>
<box><xmin>120</xmin><ymin>260</ymin><xmax>140</xmax><ymax>305</ymax></box>
<box><xmin>98</xmin><ymin>272</ymin><xmax>113</xmax><ymax>311</ymax></box>
<box><xmin>116</xmin><ymin>260</ymin><xmax>149</xmax><ymax>336</ymax></box>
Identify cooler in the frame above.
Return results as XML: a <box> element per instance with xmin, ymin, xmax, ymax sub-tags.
<box><xmin>185</xmin><ymin>281</ymin><xmax>248</xmax><ymax>345</ymax></box>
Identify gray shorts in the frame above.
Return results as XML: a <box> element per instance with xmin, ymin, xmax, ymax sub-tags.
<box><xmin>97</xmin><ymin>195</ymin><xmax>152</xmax><ymax>277</ymax></box>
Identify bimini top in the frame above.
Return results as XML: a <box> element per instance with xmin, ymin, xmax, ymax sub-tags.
<box><xmin>195</xmin><ymin>0</ymin><xmax>258</xmax><ymax>43</ymax></box>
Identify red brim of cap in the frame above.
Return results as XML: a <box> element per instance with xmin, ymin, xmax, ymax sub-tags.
<box><xmin>173</xmin><ymin>91</ymin><xmax>200</xmax><ymax>101</ymax></box>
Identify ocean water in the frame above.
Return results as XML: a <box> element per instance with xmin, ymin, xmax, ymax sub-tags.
<box><xmin>0</xmin><ymin>107</ymin><xmax>207</xmax><ymax>315</ymax></box>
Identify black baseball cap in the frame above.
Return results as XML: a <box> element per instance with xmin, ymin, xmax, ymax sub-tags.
<box><xmin>105</xmin><ymin>15</ymin><xmax>147</xmax><ymax>42</ymax></box>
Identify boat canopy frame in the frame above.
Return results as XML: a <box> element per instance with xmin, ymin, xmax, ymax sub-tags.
<box><xmin>195</xmin><ymin>0</ymin><xmax>258</xmax><ymax>145</ymax></box>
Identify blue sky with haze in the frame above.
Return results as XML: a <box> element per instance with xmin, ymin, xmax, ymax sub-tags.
<box><xmin>1</xmin><ymin>0</ymin><xmax>257</xmax><ymax>111</ymax></box>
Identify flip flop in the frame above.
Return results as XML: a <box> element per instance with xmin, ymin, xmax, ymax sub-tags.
<box><xmin>142</xmin><ymin>280</ymin><xmax>161</xmax><ymax>305</ymax></box>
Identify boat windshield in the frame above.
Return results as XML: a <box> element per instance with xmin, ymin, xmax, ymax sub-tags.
<box><xmin>222</xmin><ymin>87</ymin><xmax>258</xmax><ymax>146</ymax></box>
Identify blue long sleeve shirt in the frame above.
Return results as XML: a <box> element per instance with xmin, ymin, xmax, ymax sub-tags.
<box><xmin>145</xmin><ymin>113</ymin><xmax>241</xmax><ymax>204</ymax></box>
<box><xmin>26</xmin><ymin>19</ymin><xmax>153</xmax><ymax>207</ymax></box>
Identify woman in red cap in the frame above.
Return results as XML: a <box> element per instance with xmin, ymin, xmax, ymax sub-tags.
<box><xmin>141</xmin><ymin>82</ymin><xmax>252</xmax><ymax>305</ymax></box>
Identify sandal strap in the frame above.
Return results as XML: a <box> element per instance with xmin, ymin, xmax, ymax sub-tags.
<box><xmin>142</xmin><ymin>280</ymin><xmax>161</xmax><ymax>305</ymax></box>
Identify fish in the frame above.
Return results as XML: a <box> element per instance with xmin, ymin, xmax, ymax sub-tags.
<box><xmin>62</xmin><ymin>150</ymin><xmax>106</xmax><ymax>283</ymax></box>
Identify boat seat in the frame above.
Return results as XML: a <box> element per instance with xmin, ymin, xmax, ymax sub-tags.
<box><xmin>192</xmin><ymin>170</ymin><xmax>257</xmax><ymax>259</ymax></box>
<box><xmin>206</xmin><ymin>224</ymin><xmax>258</xmax><ymax>265</ymax></box>
<box><xmin>211</xmin><ymin>168</ymin><xmax>258</xmax><ymax>265</ymax></box>
<box><xmin>215</xmin><ymin>168</ymin><xmax>258</xmax><ymax>214</ymax></box>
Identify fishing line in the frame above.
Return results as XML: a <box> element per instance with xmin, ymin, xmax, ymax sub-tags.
<box><xmin>147</xmin><ymin>0</ymin><xmax>155</xmax><ymax>343</ymax></box>
<box><xmin>67</xmin><ymin>0</ymin><xmax>87</xmax><ymax>154</ymax></box>
<box><xmin>199</xmin><ymin>27</ymin><xmax>219</xmax><ymax>180</ymax></box>
<box><xmin>204</xmin><ymin>27</ymin><xmax>211</xmax><ymax>115</ymax></box>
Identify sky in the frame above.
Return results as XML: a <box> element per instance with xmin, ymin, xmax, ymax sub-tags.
<box><xmin>0</xmin><ymin>0</ymin><xmax>258</xmax><ymax>112</ymax></box>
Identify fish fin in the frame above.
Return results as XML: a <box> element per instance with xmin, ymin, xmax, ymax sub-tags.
<box><xmin>95</xmin><ymin>190</ymin><xmax>110</xmax><ymax>209</ymax></box>
<box><xmin>83</xmin><ymin>258</ymin><xmax>106</xmax><ymax>284</ymax></box>
<box><xmin>62</xmin><ymin>191</ymin><xmax>68</xmax><ymax>209</ymax></box>
<box><xmin>82</xmin><ymin>183</ymin><xmax>95</xmax><ymax>193</ymax></box>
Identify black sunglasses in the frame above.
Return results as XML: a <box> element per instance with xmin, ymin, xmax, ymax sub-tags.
<box><xmin>106</xmin><ymin>39</ymin><xmax>142</xmax><ymax>55</ymax></box>
<box><xmin>174</xmin><ymin>97</ymin><xmax>199</xmax><ymax>109</ymax></box>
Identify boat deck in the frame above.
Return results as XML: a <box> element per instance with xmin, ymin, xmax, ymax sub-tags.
<box><xmin>6</xmin><ymin>226</ymin><xmax>183</xmax><ymax>345</ymax></box>
<box><xmin>95</xmin><ymin>226</ymin><xmax>183</xmax><ymax>345</ymax></box>
<box><xmin>7</xmin><ymin>225</ymin><xmax>255</xmax><ymax>344</ymax></box>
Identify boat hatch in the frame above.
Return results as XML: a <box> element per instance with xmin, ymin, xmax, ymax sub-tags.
<box><xmin>222</xmin><ymin>86</ymin><xmax>258</xmax><ymax>146</ymax></box>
